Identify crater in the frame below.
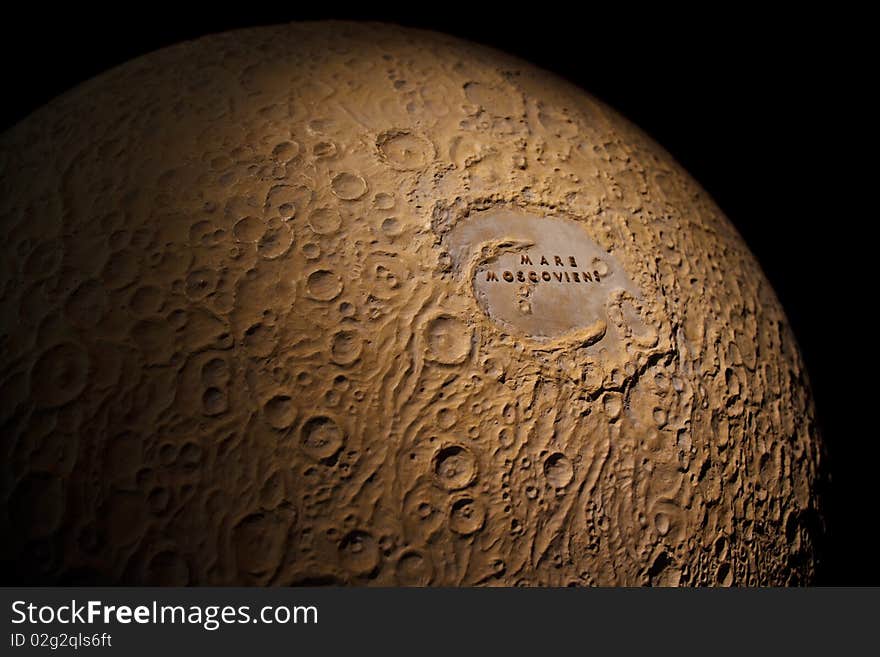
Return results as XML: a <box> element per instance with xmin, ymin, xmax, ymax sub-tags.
<box><xmin>300</xmin><ymin>416</ymin><xmax>345</xmax><ymax>460</ymax></box>
<box><xmin>424</xmin><ymin>314</ymin><xmax>471</xmax><ymax>364</ymax></box>
<box><xmin>433</xmin><ymin>444</ymin><xmax>477</xmax><ymax>490</ymax></box>
<box><xmin>306</xmin><ymin>269</ymin><xmax>343</xmax><ymax>301</ymax></box>
<box><xmin>376</xmin><ymin>130</ymin><xmax>434</xmax><ymax>171</ymax></box>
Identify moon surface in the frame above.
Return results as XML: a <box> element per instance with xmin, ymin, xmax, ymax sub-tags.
<box><xmin>0</xmin><ymin>22</ymin><xmax>825</xmax><ymax>585</ymax></box>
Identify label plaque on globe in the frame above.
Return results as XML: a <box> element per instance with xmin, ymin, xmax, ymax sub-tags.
<box><xmin>446</xmin><ymin>208</ymin><xmax>638</xmax><ymax>339</ymax></box>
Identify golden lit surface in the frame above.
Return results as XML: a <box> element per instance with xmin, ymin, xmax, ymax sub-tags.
<box><xmin>0</xmin><ymin>21</ymin><xmax>823</xmax><ymax>585</ymax></box>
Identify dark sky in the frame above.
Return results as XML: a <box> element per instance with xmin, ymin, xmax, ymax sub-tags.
<box><xmin>0</xmin><ymin>8</ymin><xmax>865</xmax><ymax>584</ymax></box>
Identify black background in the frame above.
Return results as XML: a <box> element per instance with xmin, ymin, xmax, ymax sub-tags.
<box><xmin>0</xmin><ymin>8</ymin><xmax>866</xmax><ymax>584</ymax></box>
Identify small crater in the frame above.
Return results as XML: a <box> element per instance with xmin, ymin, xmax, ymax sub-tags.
<box><xmin>603</xmin><ymin>393</ymin><xmax>623</xmax><ymax>420</ymax></box>
<box><xmin>433</xmin><ymin>445</ymin><xmax>477</xmax><ymax>490</ymax></box>
<box><xmin>330</xmin><ymin>172</ymin><xmax>367</xmax><ymax>200</ymax></box>
<box><xmin>424</xmin><ymin>314</ymin><xmax>472</xmax><ymax>365</ymax></box>
<box><xmin>330</xmin><ymin>330</ymin><xmax>363</xmax><ymax>365</ymax></box>
<box><xmin>436</xmin><ymin>407</ymin><xmax>457</xmax><ymax>430</ymax></box>
<box><xmin>313</xmin><ymin>141</ymin><xmax>337</xmax><ymax>158</ymax></box>
<box><xmin>232</xmin><ymin>513</ymin><xmax>285</xmax><ymax>581</ymax></box>
<box><xmin>376</xmin><ymin>130</ymin><xmax>434</xmax><ymax>171</ymax></box>
<box><xmin>64</xmin><ymin>280</ymin><xmax>107</xmax><ymax>329</ymax></box>
<box><xmin>272</xmin><ymin>140</ymin><xmax>300</xmax><ymax>162</ymax></box>
<box><xmin>233</xmin><ymin>216</ymin><xmax>265</xmax><ymax>243</ymax></box>
<box><xmin>31</xmin><ymin>343</ymin><xmax>89</xmax><ymax>408</ymax></box>
<box><xmin>201</xmin><ymin>357</ymin><xmax>229</xmax><ymax>385</ymax></box>
<box><xmin>257</xmin><ymin>224</ymin><xmax>294</xmax><ymax>259</ymax></box>
<box><xmin>301</xmin><ymin>242</ymin><xmax>321</xmax><ymax>259</ymax></box>
<box><xmin>185</xmin><ymin>268</ymin><xmax>217</xmax><ymax>301</ymax></box>
<box><xmin>301</xmin><ymin>416</ymin><xmax>344</xmax><ymax>460</ymax></box>
<box><xmin>202</xmin><ymin>387</ymin><xmax>227</xmax><ymax>416</ymax></box>
<box><xmin>543</xmin><ymin>452</ymin><xmax>573</xmax><ymax>488</ymax></box>
<box><xmin>339</xmin><ymin>530</ymin><xmax>380</xmax><ymax>576</ymax></box>
<box><xmin>101</xmin><ymin>250</ymin><xmax>139</xmax><ymax>289</ymax></box>
<box><xmin>396</xmin><ymin>550</ymin><xmax>432</xmax><ymax>586</ymax></box>
<box><xmin>449</xmin><ymin>496</ymin><xmax>486</xmax><ymax>536</ymax></box>
<box><xmin>373</xmin><ymin>192</ymin><xmax>395</xmax><ymax>210</ymax></box>
<box><xmin>306</xmin><ymin>269</ymin><xmax>343</xmax><ymax>302</ymax></box>
<box><xmin>264</xmin><ymin>395</ymin><xmax>297</xmax><ymax>429</ymax></box>
<box><xmin>308</xmin><ymin>207</ymin><xmax>342</xmax><ymax>235</ymax></box>
<box><xmin>24</xmin><ymin>240</ymin><xmax>62</xmax><ymax>280</ymax></box>
<box><xmin>381</xmin><ymin>217</ymin><xmax>403</xmax><ymax>236</ymax></box>
<box><xmin>130</xmin><ymin>285</ymin><xmax>163</xmax><ymax>316</ymax></box>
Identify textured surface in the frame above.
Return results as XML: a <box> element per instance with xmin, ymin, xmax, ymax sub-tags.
<box><xmin>0</xmin><ymin>21</ymin><xmax>824</xmax><ymax>585</ymax></box>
